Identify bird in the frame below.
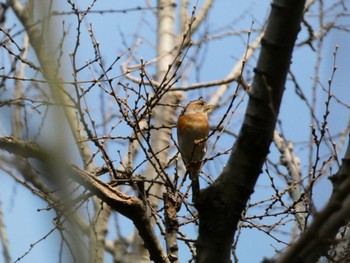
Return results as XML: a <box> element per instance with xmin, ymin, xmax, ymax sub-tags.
<box><xmin>177</xmin><ymin>99</ymin><xmax>214</xmax><ymax>200</ymax></box>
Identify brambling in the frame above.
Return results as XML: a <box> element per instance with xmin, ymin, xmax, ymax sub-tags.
<box><xmin>177</xmin><ymin>100</ymin><xmax>214</xmax><ymax>200</ymax></box>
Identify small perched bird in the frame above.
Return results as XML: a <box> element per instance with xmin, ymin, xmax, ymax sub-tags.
<box><xmin>177</xmin><ymin>100</ymin><xmax>214</xmax><ymax>200</ymax></box>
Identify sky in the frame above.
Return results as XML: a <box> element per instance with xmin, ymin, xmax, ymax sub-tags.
<box><xmin>1</xmin><ymin>0</ymin><xmax>350</xmax><ymax>262</ymax></box>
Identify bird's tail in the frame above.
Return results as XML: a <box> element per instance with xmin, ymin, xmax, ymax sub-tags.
<box><xmin>189</xmin><ymin>163</ymin><xmax>201</xmax><ymax>202</ymax></box>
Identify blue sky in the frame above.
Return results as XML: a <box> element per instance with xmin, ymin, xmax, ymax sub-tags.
<box><xmin>1</xmin><ymin>1</ymin><xmax>350</xmax><ymax>262</ymax></box>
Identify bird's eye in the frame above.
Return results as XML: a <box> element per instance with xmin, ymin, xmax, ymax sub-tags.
<box><xmin>200</xmin><ymin>101</ymin><xmax>205</xmax><ymax>106</ymax></box>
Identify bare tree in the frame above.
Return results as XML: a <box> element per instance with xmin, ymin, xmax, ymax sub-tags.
<box><xmin>0</xmin><ymin>0</ymin><xmax>350</xmax><ymax>263</ymax></box>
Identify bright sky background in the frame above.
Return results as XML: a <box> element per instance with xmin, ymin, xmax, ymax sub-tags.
<box><xmin>1</xmin><ymin>0</ymin><xmax>350</xmax><ymax>262</ymax></box>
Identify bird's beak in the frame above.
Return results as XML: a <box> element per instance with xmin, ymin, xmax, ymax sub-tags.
<box><xmin>205</xmin><ymin>104</ymin><xmax>215</xmax><ymax>112</ymax></box>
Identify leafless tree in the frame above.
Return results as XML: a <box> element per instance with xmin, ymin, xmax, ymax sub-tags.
<box><xmin>0</xmin><ymin>0</ymin><xmax>350</xmax><ymax>262</ymax></box>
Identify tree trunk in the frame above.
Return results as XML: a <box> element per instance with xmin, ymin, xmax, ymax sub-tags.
<box><xmin>195</xmin><ymin>0</ymin><xmax>306</xmax><ymax>261</ymax></box>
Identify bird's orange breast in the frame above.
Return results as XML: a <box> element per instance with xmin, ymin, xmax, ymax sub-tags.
<box><xmin>177</xmin><ymin>113</ymin><xmax>209</xmax><ymax>134</ymax></box>
<box><xmin>177</xmin><ymin>113</ymin><xmax>210</xmax><ymax>163</ymax></box>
